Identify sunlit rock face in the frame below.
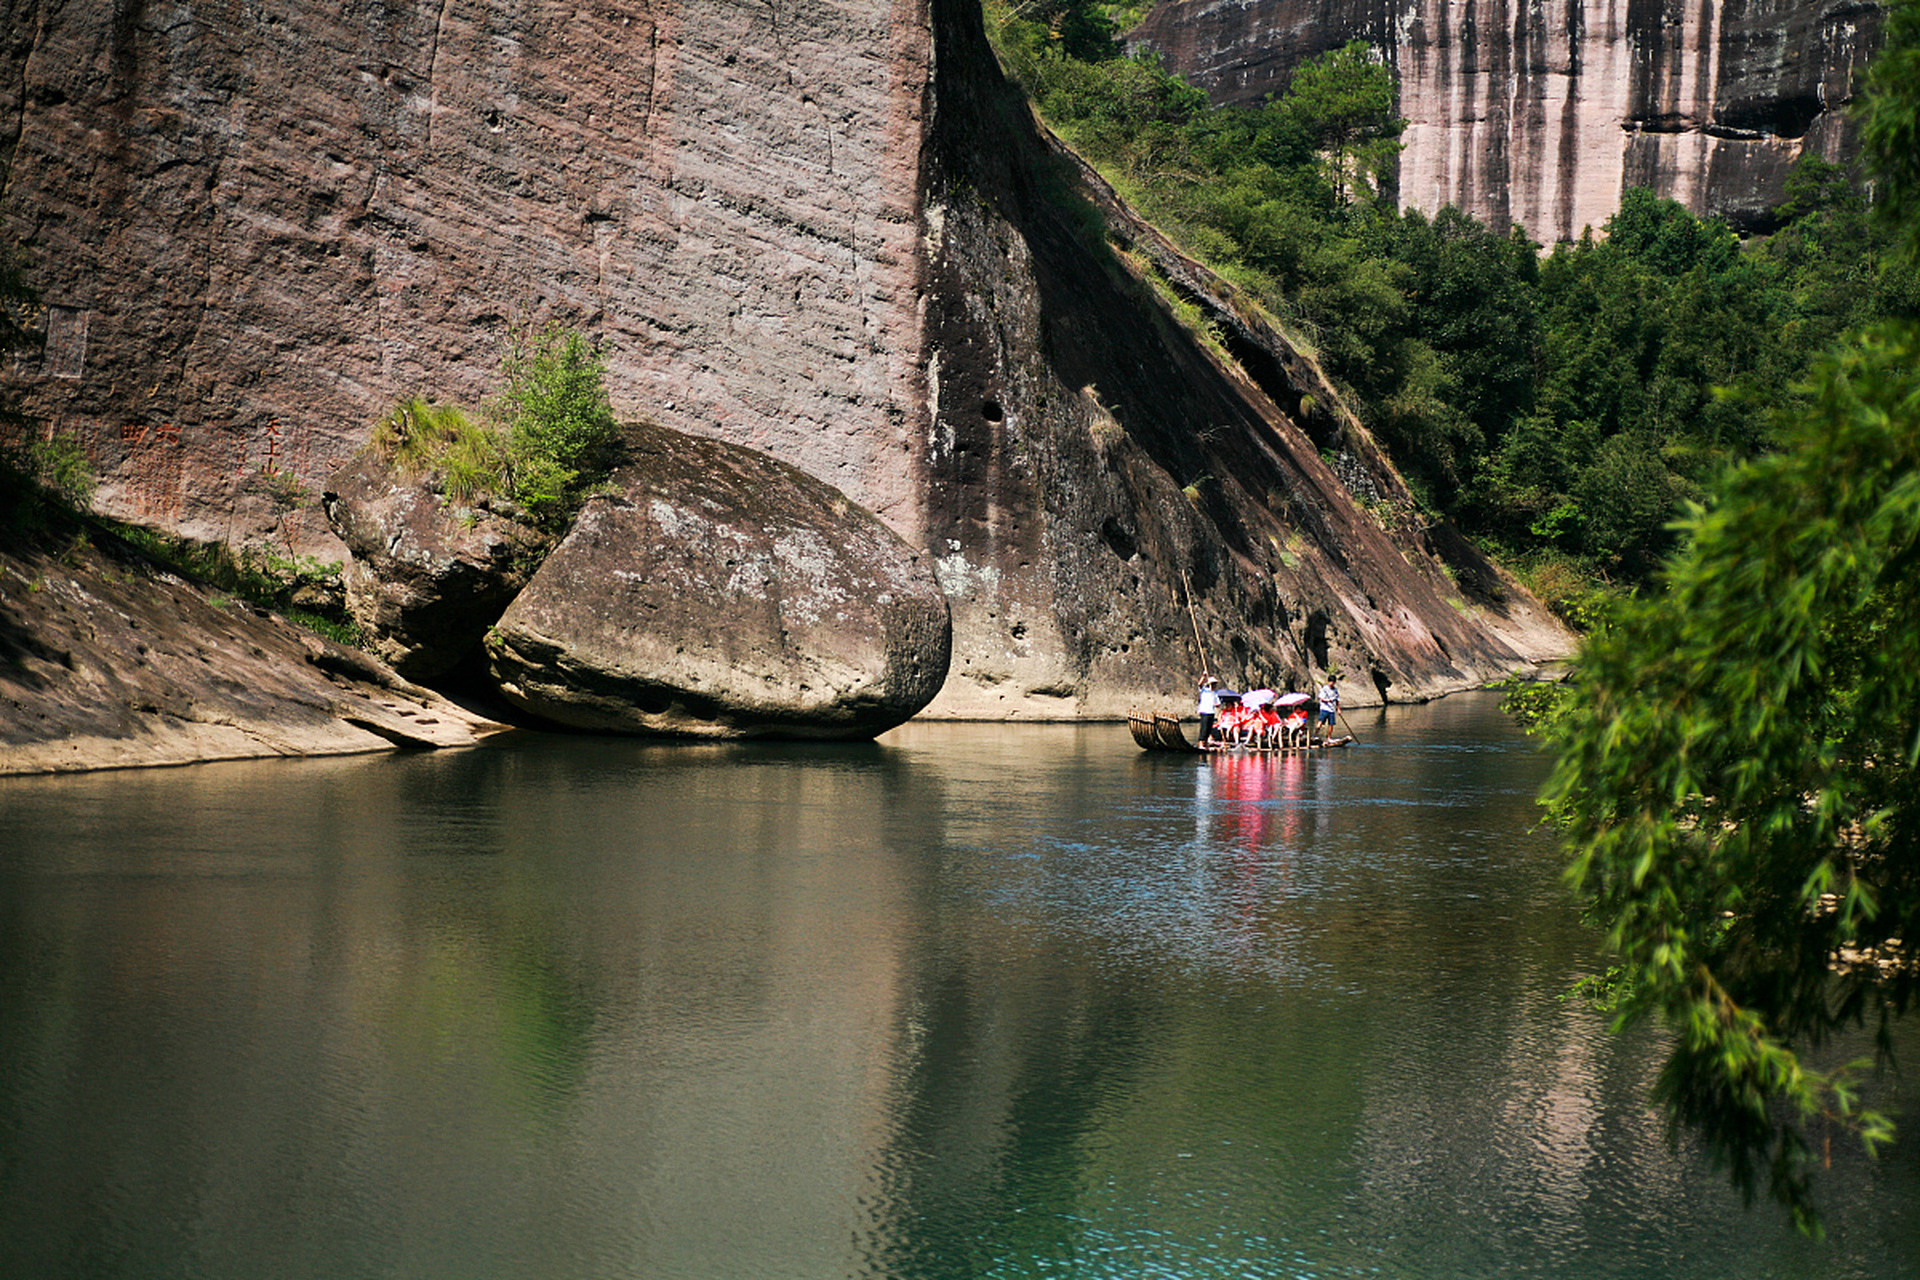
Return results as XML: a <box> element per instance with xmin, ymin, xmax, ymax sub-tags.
<box><xmin>0</xmin><ymin>0</ymin><xmax>934</xmax><ymax>546</ymax></box>
<box><xmin>1</xmin><ymin>0</ymin><xmax>1571</xmax><ymax>727</ymax></box>
<box><xmin>1130</xmin><ymin>0</ymin><xmax>1885</xmax><ymax>242</ymax></box>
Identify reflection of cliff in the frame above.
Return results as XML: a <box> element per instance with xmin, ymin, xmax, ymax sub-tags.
<box><xmin>863</xmin><ymin>708</ymin><xmax>1672</xmax><ymax>1269</ymax></box>
<box><xmin>0</xmin><ymin>740</ymin><xmax>928</xmax><ymax>1276</ymax></box>
<box><xmin>0</xmin><ymin>0</ymin><xmax>1569</xmax><ymax>722</ymax></box>
<box><xmin>1131</xmin><ymin>0</ymin><xmax>1886</xmax><ymax>241</ymax></box>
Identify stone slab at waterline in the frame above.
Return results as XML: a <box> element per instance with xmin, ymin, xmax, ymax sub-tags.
<box><xmin>485</xmin><ymin>425</ymin><xmax>951</xmax><ymax>739</ymax></box>
<box><xmin>0</xmin><ymin>523</ymin><xmax>509</xmax><ymax>776</ymax></box>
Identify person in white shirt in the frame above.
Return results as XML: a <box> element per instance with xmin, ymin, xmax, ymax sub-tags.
<box><xmin>1196</xmin><ymin>675</ymin><xmax>1221</xmax><ymax>743</ymax></box>
<box><xmin>1317</xmin><ymin>678</ymin><xmax>1340</xmax><ymax>737</ymax></box>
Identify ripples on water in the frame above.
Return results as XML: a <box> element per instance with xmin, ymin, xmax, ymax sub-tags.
<box><xmin>1</xmin><ymin>694</ymin><xmax>1916</xmax><ymax>1280</ymax></box>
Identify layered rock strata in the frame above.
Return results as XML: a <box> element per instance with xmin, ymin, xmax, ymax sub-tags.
<box><xmin>0</xmin><ymin>519</ymin><xmax>508</xmax><ymax>775</ymax></box>
<box><xmin>1</xmin><ymin>0</ymin><xmax>1571</xmax><ymax>739</ymax></box>
<box><xmin>485</xmin><ymin>423</ymin><xmax>951</xmax><ymax>738</ymax></box>
<box><xmin>1129</xmin><ymin>0</ymin><xmax>1886</xmax><ymax>241</ymax></box>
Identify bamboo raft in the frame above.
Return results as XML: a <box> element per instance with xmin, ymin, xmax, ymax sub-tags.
<box><xmin>1128</xmin><ymin>711</ymin><xmax>1353</xmax><ymax>755</ymax></box>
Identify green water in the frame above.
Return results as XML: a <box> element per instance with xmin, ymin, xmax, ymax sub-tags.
<box><xmin>2</xmin><ymin>694</ymin><xmax>1915</xmax><ymax>1279</ymax></box>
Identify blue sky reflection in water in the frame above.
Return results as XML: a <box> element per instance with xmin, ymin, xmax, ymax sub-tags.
<box><xmin>0</xmin><ymin>694</ymin><xmax>1915</xmax><ymax>1280</ymax></box>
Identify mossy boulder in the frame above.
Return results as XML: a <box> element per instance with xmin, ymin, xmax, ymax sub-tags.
<box><xmin>484</xmin><ymin>423</ymin><xmax>950</xmax><ymax>739</ymax></box>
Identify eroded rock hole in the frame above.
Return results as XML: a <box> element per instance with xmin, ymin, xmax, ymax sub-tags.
<box><xmin>1099</xmin><ymin>516</ymin><xmax>1138</xmax><ymax>561</ymax></box>
<box><xmin>1304</xmin><ymin>609</ymin><xmax>1330</xmax><ymax>669</ymax></box>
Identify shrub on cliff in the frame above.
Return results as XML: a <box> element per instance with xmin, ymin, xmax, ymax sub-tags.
<box><xmin>0</xmin><ymin>431</ymin><xmax>95</xmax><ymax>537</ymax></box>
<box><xmin>373</xmin><ymin>397</ymin><xmax>499</xmax><ymax>496</ymax></box>
<box><xmin>492</xmin><ymin>323</ymin><xmax>619</xmax><ymax>523</ymax></box>
<box><xmin>371</xmin><ymin>324</ymin><xmax>618</xmax><ymax>530</ymax></box>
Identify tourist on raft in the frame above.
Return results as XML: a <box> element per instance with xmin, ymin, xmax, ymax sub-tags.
<box><xmin>1214</xmin><ymin>691</ymin><xmax>1294</xmax><ymax>749</ymax></box>
<box><xmin>1200</xmin><ymin>684</ymin><xmax>1326</xmax><ymax>750</ymax></box>
<box><xmin>1281</xmin><ymin>703</ymin><xmax>1310</xmax><ymax>748</ymax></box>
<box><xmin>1216</xmin><ymin>699</ymin><xmax>1257</xmax><ymax>747</ymax></box>
<box><xmin>1235</xmin><ymin>688</ymin><xmax>1273</xmax><ymax>747</ymax></box>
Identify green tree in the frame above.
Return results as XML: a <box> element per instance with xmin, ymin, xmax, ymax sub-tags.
<box><xmin>1605</xmin><ymin>186</ymin><xmax>1739</xmax><ymax>277</ymax></box>
<box><xmin>1012</xmin><ymin>0</ymin><xmax>1121</xmax><ymax>61</ymax></box>
<box><xmin>493</xmin><ymin>322</ymin><xmax>620</xmax><ymax>524</ymax></box>
<box><xmin>1365</xmin><ymin>206</ymin><xmax>1540</xmax><ymax>504</ymax></box>
<box><xmin>1276</xmin><ymin>41</ymin><xmax>1404</xmax><ymax>206</ymax></box>
<box><xmin>1549</xmin><ymin>0</ymin><xmax>1920</xmax><ymax>1229</ymax></box>
<box><xmin>1860</xmin><ymin>0</ymin><xmax>1920</xmax><ymax>266</ymax></box>
<box><xmin>1548</xmin><ymin>322</ymin><xmax>1919</xmax><ymax>1231</ymax></box>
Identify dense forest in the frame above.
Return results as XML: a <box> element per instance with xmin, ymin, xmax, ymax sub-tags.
<box><xmin>987</xmin><ymin>0</ymin><xmax>1919</xmax><ymax>610</ymax></box>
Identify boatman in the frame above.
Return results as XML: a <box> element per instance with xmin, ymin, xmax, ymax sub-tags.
<box><xmin>1317</xmin><ymin>676</ymin><xmax>1340</xmax><ymax>739</ymax></box>
<box><xmin>1197</xmin><ymin>675</ymin><xmax>1221</xmax><ymax>744</ymax></box>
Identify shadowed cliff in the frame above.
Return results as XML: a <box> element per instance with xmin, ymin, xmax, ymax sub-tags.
<box><xmin>914</xmin><ymin>0</ymin><xmax>1569</xmax><ymax>714</ymax></box>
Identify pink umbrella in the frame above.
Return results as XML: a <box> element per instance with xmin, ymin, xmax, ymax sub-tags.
<box><xmin>1275</xmin><ymin>691</ymin><xmax>1312</xmax><ymax>706</ymax></box>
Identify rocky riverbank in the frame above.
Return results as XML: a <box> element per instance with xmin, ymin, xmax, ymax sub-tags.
<box><xmin>0</xmin><ymin>515</ymin><xmax>509</xmax><ymax>776</ymax></box>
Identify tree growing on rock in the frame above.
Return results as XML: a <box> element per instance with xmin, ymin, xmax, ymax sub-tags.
<box><xmin>369</xmin><ymin>323</ymin><xmax>619</xmax><ymax>531</ymax></box>
<box><xmin>1277</xmin><ymin>41</ymin><xmax>1404</xmax><ymax>206</ymax></box>
<box><xmin>493</xmin><ymin>322</ymin><xmax>620</xmax><ymax>524</ymax></box>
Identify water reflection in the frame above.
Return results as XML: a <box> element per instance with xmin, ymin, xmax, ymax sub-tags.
<box><xmin>0</xmin><ymin>699</ymin><xmax>1916</xmax><ymax>1279</ymax></box>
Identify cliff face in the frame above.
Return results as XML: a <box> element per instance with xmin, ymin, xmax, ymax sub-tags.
<box><xmin>1</xmin><ymin>0</ymin><xmax>1569</xmax><ymax>728</ymax></box>
<box><xmin>1130</xmin><ymin>0</ymin><xmax>1885</xmax><ymax>242</ymax></box>
<box><xmin>0</xmin><ymin>0</ymin><xmax>932</xmax><ymax>544</ymax></box>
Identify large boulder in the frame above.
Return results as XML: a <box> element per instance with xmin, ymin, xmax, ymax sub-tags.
<box><xmin>485</xmin><ymin>423</ymin><xmax>951</xmax><ymax>739</ymax></box>
<box><xmin>322</xmin><ymin>453</ymin><xmax>550</xmax><ymax>682</ymax></box>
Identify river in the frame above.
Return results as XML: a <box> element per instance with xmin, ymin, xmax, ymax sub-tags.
<box><xmin>2</xmin><ymin>693</ymin><xmax>1915</xmax><ymax>1279</ymax></box>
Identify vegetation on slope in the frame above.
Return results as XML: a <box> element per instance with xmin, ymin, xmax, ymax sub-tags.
<box><xmin>373</xmin><ymin>321</ymin><xmax>621</xmax><ymax>531</ymax></box>
<box><xmin>987</xmin><ymin>1</ymin><xmax>1917</xmax><ymax>609</ymax></box>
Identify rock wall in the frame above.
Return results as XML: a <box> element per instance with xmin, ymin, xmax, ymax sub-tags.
<box><xmin>0</xmin><ymin>0</ymin><xmax>933</xmax><ymax>545</ymax></box>
<box><xmin>1</xmin><ymin>0</ymin><xmax>1571</xmax><ymax>728</ymax></box>
<box><xmin>917</xmin><ymin>0</ymin><xmax>1567</xmax><ymax>716</ymax></box>
<box><xmin>1129</xmin><ymin>0</ymin><xmax>1885</xmax><ymax>242</ymax></box>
